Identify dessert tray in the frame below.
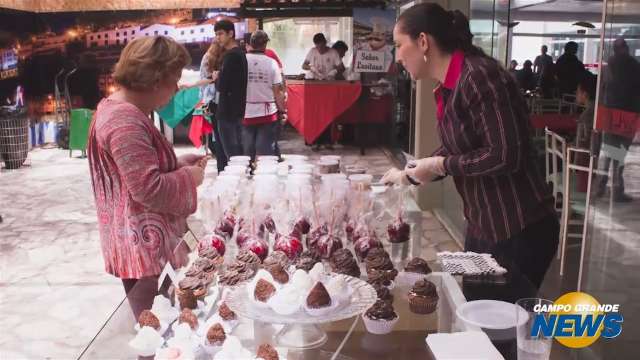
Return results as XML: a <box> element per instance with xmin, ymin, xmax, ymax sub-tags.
<box><xmin>437</xmin><ymin>251</ymin><xmax>507</xmax><ymax>276</ymax></box>
<box><xmin>226</xmin><ymin>273</ymin><xmax>377</xmax><ymax>348</ymax></box>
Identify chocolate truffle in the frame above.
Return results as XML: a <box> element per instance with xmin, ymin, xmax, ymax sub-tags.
<box><xmin>254</xmin><ymin>278</ymin><xmax>277</xmax><ymax>302</ymax></box>
<box><xmin>206</xmin><ymin>323</ymin><xmax>226</xmax><ymax>346</ymax></box>
<box><xmin>218</xmin><ymin>302</ymin><xmax>237</xmax><ymax>321</ymax></box>
<box><xmin>266</xmin><ymin>263</ymin><xmax>289</xmax><ymax>284</ymax></box>
<box><xmin>138</xmin><ymin>310</ymin><xmax>161</xmax><ymax>330</ymax></box>
<box><xmin>306</xmin><ymin>282</ymin><xmax>332</xmax><ymax>309</ymax></box>
<box><xmin>404</xmin><ymin>257</ymin><xmax>432</xmax><ymax>275</ymax></box>
<box><xmin>179</xmin><ymin>309</ymin><xmax>198</xmax><ymax>330</ymax></box>
<box><xmin>257</xmin><ymin>343</ymin><xmax>279</xmax><ymax>360</ymax></box>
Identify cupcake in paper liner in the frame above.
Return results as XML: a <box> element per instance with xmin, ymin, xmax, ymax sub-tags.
<box><xmin>213</xmin><ymin>335</ymin><xmax>253</xmax><ymax>360</ymax></box>
<box><xmin>267</xmin><ymin>285</ymin><xmax>303</xmax><ymax>315</ymax></box>
<box><xmin>166</xmin><ymin>322</ymin><xmax>200</xmax><ymax>352</ymax></box>
<box><xmin>401</xmin><ymin>257</ymin><xmax>432</xmax><ymax>286</ymax></box>
<box><xmin>151</xmin><ymin>294</ymin><xmax>179</xmax><ymax>324</ymax></box>
<box><xmin>135</xmin><ymin>310</ymin><xmax>169</xmax><ymax>335</ymax></box>
<box><xmin>308</xmin><ymin>262</ymin><xmax>328</xmax><ymax>283</ymax></box>
<box><xmin>176</xmin><ymin>308</ymin><xmax>203</xmax><ymax>332</ymax></box>
<box><xmin>407</xmin><ymin>278</ymin><xmax>438</xmax><ymax>314</ymax></box>
<box><xmin>362</xmin><ymin>300</ymin><xmax>399</xmax><ymax>335</ymax></box>
<box><xmin>250</xmin><ymin>277</ymin><xmax>279</xmax><ymax>309</ymax></box>
<box><xmin>200</xmin><ymin>323</ymin><xmax>227</xmax><ymax>355</ymax></box>
<box><xmin>198</xmin><ymin>313</ymin><xmax>238</xmax><ymax>337</ymax></box>
<box><xmin>304</xmin><ymin>282</ymin><xmax>339</xmax><ymax>317</ymax></box>
<box><xmin>129</xmin><ymin>326</ymin><xmax>164</xmax><ymax>357</ymax></box>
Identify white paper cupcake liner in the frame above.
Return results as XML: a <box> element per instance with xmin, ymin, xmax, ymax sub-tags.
<box><xmin>200</xmin><ymin>335</ymin><xmax>225</xmax><ymax>355</ymax></box>
<box><xmin>361</xmin><ymin>314</ymin><xmax>399</xmax><ymax>335</ymax></box>
<box><xmin>129</xmin><ymin>327</ymin><xmax>164</xmax><ymax>357</ymax></box>
<box><xmin>197</xmin><ymin>313</ymin><xmax>239</xmax><ymax>337</ymax></box>
<box><xmin>398</xmin><ymin>271</ymin><xmax>430</xmax><ymax>287</ymax></box>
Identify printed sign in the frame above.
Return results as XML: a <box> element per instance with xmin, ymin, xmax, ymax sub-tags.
<box><xmin>354</xmin><ymin>50</ymin><xmax>386</xmax><ymax>73</ymax></box>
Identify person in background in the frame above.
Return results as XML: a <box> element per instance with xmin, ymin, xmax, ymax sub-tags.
<box><xmin>574</xmin><ymin>72</ymin><xmax>597</xmax><ymax>148</ymax></box>
<box><xmin>180</xmin><ymin>42</ymin><xmax>226</xmax><ymax>172</ymax></box>
<box><xmin>332</xmin><ymin>41</ymin><xmax>350</xmax><ymax>80</ymax></box>
<box><xmin>533</xmin><ymin>45</ymin><xmax>553</xmax><ymax>75</ymax></box>
<box><xmin>302</xmin><ymin>33</ymin><xmax>345</xmax><ymax>80</ymax></box>
<box><xmin>87</xmin><ymin>36</ymin><xmax>206</xmax><ymax>318</ymax></box>
<box><xmin>242</xmin><ymin>31</ymin><xmax>286</xmax><ymax>160</ymax></box>
<box><xmin>214</xmin><ymin>20</ymin><xmax>247</xmax><ymax>170</ymax></box>
<box><xmin>516</xmin><ymin>60</ymin><xmax>536</xmax><ymax>92</ymax></box>
<box><xmin>382</xmin><ymin>3</ymin><xmax>557</xmax><ymax>290</ymax></box>
<box><xmin>596</xmin><ymin>38</ymin><xmax>640</xmax><ymax>202</ymax></box>
<box><xmin>555</xmin><ymin>41</ymin><xmax>586</xmax><ymax>96</ymax></box>
<box><xmin>508</xmin><ymin>59</ymin><xmax>518</xmax><ymax>77</ymax></box>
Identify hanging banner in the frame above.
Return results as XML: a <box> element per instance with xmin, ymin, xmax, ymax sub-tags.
<box><xmin>352</xmin><ymin>8</ymin><xmax>396</xmax><ymax>75</ymax></box>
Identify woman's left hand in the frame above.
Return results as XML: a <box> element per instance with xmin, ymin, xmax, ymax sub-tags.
<box><xmin>405</xmin><ymin>156</ymin><xmax>446</xmax><ymax>182</ymax></box>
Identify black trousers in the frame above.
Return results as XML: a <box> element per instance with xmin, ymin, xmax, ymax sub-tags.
<box><xmin>465</xmin><ymin>214</ymin><xmax>559</xmax><ymax>291</ymax></box>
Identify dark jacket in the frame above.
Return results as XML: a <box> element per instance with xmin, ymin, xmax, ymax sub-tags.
<box><xmin>216</xmin><ymin>47</ymin><xmax>248</xmax><ymax>120</ymax></box>
<box><xmin>555</xmin><ymin>53</ymin><xmax>585</xmax><ymax>95</ymax></box>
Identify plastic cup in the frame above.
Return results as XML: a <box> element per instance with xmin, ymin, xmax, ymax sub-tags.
<box><xmin>516</xmin><ymin>298</ymin><xmax>553</xmax><ymax>360</ymax></box>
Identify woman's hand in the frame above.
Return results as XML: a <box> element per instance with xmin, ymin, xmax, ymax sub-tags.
<box><xmin>405</xmin><ymin>156</ymin><xmax>446</xmax><ymax>182</ymax></box>
<box><xmin>178</xmin><ymin>154</ymin><xmax>206</xmax><ymax>168</ymax></box>
<box><xmin>381</xmin><ymin>168</ymin><xmax>410</xmax><ymax>186</ymax></box>
<box><xmin>185</xmin><ymin>165</ymin><xmax>205</xmax><ymax>186</ymax></box>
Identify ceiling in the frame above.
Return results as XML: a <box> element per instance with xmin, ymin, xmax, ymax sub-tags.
<box><xmin>0</xmin><ymin>0</ymin><xmax>240</xmax><ymax>12</ymax></box>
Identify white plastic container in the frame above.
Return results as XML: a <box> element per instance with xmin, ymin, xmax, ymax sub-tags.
<box><xmin>349</xmin><ymin>174</ymin><xmax>373</xmax><ymax>189</ymax></box>
<box><xmin>456</xmin><ymin>300</ymin><xmax>529</xmax><ymax>341</ymax></box>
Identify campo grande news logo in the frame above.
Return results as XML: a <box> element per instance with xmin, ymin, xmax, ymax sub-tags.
<box><xmin>531</xmin><ymin>292</ymin><xmax>623</xmax><ymax>348</ymax></box>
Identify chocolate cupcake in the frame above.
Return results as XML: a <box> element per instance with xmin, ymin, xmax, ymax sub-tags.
<box><xmin>206</xmin><ymin>323</ymin><xmax>226</xmax><ymax>346</ymax></box>
<box><xmin>363</xmin><ymin>299</ymin><xmax>399</xmax><ymax>334</ymax></box>
<box><xmin>295</xmin><ymin>251</ymin><xmax>321</xmax><ymax>272</ymax></box>
<box><xmin>329</xmin><ymin>248</ymin><xmax>361</xmax><ymax>278</ymax></box>
<box><xmin>372</xmin><ymin>283</ymin><xmax>394</xmax><ymax>304</ymax></box>
<box><xmin>193</xmin><ymin>258</ymin><xmax>217</xmax><ymax>274</ymax></box>
<box><xmin>199</xmin><ymin>247</ymin><xmax>224</xmax><ymax>265</ymax></box>
<box><xmin>404</xmin><ymin>257</ymin><xmax>432</xmax><ymax>275</ymax></box>
<box><xmin>266</xmin><ymin>263</ymin><xmax>289</xmax><ymax>284</ymax></box>
<box><xmin>254</xmin><ymin>278</ymin><xmax>277</xmax><ymax>302</ymax></box>
<box><xmin>218</xmin><ymin>302</ymin><xmax>237</xmax><ymax>321</ymax></box>
<box><xmin>364</xmin><ymin>248</ymin><xmax>394</xmax><ymax>272</ymax></box>
<box><xmin>257</xmin><ymin>343</ymin><xmax>279</xmax><ymax>360</ymax></box>
<box><xmin>184</xmin><ymin>266</ymin><xmax>203</xmax><ymax>278</ymax></box>
<box><xmin>236</xmin><ymin>249</ymin><xmax>262</xmax><ymax>266</ymax></box>
<box><xmin>179</xmin><ymin>309</ymin><xmax>199</xmax><ymax>330</ymax></box>
<box><xmin>226</xmin><ymin>261</ymin><xmax>257</xmax><ymax>281</ymax></box>
<box><xmin>178</xmin><ymin>288</ymin><xmax>198</xmax><ymax>310</ymax></box>
<box><xmin>367</xmin><ymin>268</ymin><xmax>393</xmax><ymax>287</ymax></box>
<box><xmin>408</xmin><ymin>279</ymin><xmax>438</xmax><ymax>314</ymax></box>
<box><xmin>218</xmin><ymin>270</ymin><xmax>242</xmax><ymax>286</ymax></box>
<box><xmin>138</xmin><ymin>310</ymin><xmax>161</xmax><ymax>330</ymax></box>
<box><xmin>263</xmin><ymin>250</ymin><xmax>290</xmax><ymax>269</ymax></box>
<box><xmin>306</xmin><ymin>282</ymin><xmax>331</xmax><ymax>309</ymax></box>
<box><xmin>178</xmin><ymin>276</ymin><xmax>206</xmax><ymax>298</ymax></box>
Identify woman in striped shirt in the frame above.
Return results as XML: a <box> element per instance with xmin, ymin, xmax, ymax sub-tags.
<box><xmin>382</xmin><ymin>3</ymin><xmax>558</xmax><ymax>289</ymax></box>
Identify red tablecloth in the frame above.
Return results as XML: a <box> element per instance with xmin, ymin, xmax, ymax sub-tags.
<box><xmin>336</xmin><ymin>94</ymin><xmax>392</xmax><ymax>125</ymax></box>
<box><xmin>287</xmin><ymin>81</ymin><xmax>361</xmax><ymax>143</ymax></box>
<box><xmin>530</xmin><ymin>113</ymin><xmax>577</xmax><ymax>133</ymax></box>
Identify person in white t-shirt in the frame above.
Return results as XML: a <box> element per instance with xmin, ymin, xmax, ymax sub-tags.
<box><xmin>242</xmin><ymin>30</ymin><xmax>287</xmax><ymax>159</ymax></box>
<box><xmin>302</xmin><ymin>33</ymin><xmax>345</xmax><ymax>80</ymax></box>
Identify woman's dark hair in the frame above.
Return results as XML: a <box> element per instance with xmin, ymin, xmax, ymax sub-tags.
<box><xmin>578</xmin><ymin>72</ymin><xmax>597</xmax><ymax>101</ymax></box>
<box><xmin>313</xmin><ymin>33</ymin><xmax>327</xmax><ymax>45</ymax></box>
<box><xmin>332</xmin><ymin>40</ymin><xmax>348</xmax><ymax>52</ymax></box>
<box><xmin>397</xmin><ymin>3</ymin><xmax>484</xmax><ymax>57</ymax></box>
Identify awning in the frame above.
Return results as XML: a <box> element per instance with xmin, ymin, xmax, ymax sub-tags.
<box><xmin>0</xmin><ymin>0</ymin><xmax>241</xmax><ymax>12</ymax></box>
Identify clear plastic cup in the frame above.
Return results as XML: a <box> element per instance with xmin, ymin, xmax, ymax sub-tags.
<box><xmin>516</xmin><ymin>298</ymin><xmax>553</xmax><ymax>360</ymax></box>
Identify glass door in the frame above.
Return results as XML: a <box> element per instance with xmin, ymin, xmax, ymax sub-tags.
<box><xmin>578</xmin><ymin>0</ymin><xmax>640</xmax><ymax>359</ymax></box>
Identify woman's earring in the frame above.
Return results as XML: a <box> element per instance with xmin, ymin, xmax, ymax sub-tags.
<box><xmin>423</xmin><ymin>55</ymin><xmax>429</xmax><ymax>64</ymax></box>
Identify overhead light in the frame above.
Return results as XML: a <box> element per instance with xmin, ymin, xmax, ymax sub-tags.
<box><xmin>497</xmin><ymin>20</ymin><xmax>520</xmax><ymax>28</ymax></box>
<box><xmin>573</xmin><ymin>21</ymin><xmax>595</xmax><ymax>29</ymax></box>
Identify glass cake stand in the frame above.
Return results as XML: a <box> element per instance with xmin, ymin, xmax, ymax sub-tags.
<box><xmin>225</xmin><ymin>274</ymin><xmax>377</xmax><ymax>349</ymax></box>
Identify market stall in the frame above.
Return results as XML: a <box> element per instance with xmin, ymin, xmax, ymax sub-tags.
<box><xmin>77</xmin><ymin>155</ymin><xmax>538</xmax><ymax>360</ymax></box>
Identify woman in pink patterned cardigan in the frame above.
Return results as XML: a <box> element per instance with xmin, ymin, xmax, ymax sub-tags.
<box><xmin>88</xmin><ymin>36</ymin><xmax>206</xmax><ymax>317</ymax></box>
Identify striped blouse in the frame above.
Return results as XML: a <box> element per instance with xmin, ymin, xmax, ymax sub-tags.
<box><xmin>434</xmin><ymin>51</ymin><xmax>555</xmax><ymax>243</ymax></box>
